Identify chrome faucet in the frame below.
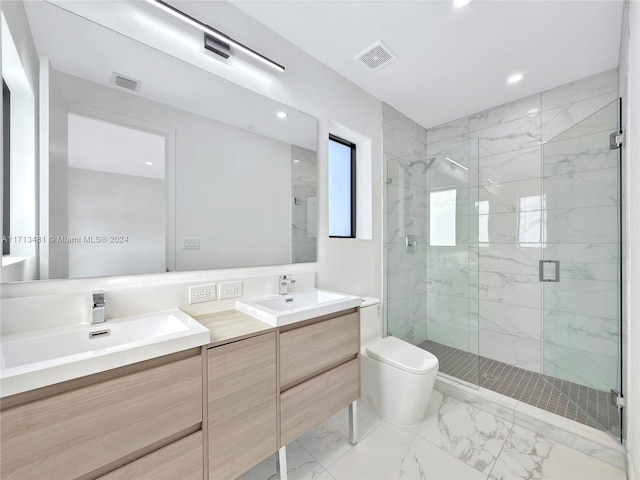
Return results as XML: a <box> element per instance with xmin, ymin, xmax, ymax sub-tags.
<box><xmin>279</xmin><ymin>275</ymin><xmax>296</xmax><ymax>295</ymax></box>
<box><xmin>92</xmin><ymin>291</ymin><xmax>106</xmax><ymax>325</ymax></box>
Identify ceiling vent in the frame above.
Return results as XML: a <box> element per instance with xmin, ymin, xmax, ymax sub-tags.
<box><xmin>111</xmin><ymin>72</ymin><xmax>141</xmax><ymax>92</ymax></box>
<box><xmin>355</xmin><ymin>41</ymin><xmax>397</xmax><ymax>72</ymax></box>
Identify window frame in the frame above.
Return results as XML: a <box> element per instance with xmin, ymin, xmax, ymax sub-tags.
<box><xmin>328</xmin><ymin>134</ymin><xmax>356</xmax><ymax>238</ymax></box>
<box><xmin>2</xmin><ymin>78</ymin><xmax>10</xmax><ymax>256</ymax></box>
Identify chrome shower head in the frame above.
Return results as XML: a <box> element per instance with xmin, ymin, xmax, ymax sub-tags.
<box><xmin>408</xmin><ymin>157</ymin><xmax>436</xmax><ymax>174</ymax></box>
<box><xmin>422</xmin><ymin>157</ymin><xmax>436</xmax><ymax>173</ymax></box>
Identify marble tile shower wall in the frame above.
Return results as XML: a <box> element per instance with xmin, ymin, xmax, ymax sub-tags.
<box><xmin>384</xmin><ymin>103</ymin><xmax>429</xmax><ymax>344</ymax></box>
<box><xmin>292</xmin><ymin>145</ymin><xmax>318</xmax><ymax>263</ymax></box>
<box><xmin>423</xmin><ymin>68</ymin><xmax>619</xmax><ymax>390</ymax></box>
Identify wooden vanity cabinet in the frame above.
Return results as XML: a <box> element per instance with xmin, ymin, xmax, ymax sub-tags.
<box><xmin>97</xmin><ymin>431</ymin><xmax>203</xmax><ymax>480</ymax></box>
<box><xmin>207</xmin><ymin>332</ymin><xmax>278</xmax><ymax>480</ymax></box>
<box><xmin>0</xmin><ymin>349</ymin><xmax>203</xmax><ymax>480</ymax></box>
<box><xmin>278</xmin><ymin>309</ymin><xmax>360</xmax><ymax>447</ymax></box>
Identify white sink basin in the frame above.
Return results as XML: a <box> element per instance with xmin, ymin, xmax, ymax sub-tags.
<box><xmin>0</xmin><ymin>309</ymin><xmax>210</xmax><ymax>397</ymax></box>
<box><xmin>236</xmin><ymin>289</ymin><xmax>362</xmax><ymax>327</ymax></box>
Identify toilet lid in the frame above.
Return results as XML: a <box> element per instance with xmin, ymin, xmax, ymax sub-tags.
<box><xmin>366</xmin><ymin>336</ymin><xmax>439</xmax><ymax>374</ymax></box>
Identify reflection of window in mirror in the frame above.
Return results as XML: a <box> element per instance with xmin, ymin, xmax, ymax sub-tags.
<box><xmin>328</xmin><ymin>135</ymin><xmax>356</xmax><ymax>238</ymax></box>
<box><xmin>429</xmin><ymin>188</ymin><xmax>457</xmax><ymax>247</ymax></box>
<box><xmin>518</xmin><ymin>194</ymin><xmax>546</xmax><ymax>247</ymax></box>
<box><xmin>2</xmin><ymin>79</ymin><xmax>10</xmax><ymax>256</ymax></box>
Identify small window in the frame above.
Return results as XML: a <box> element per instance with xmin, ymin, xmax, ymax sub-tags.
<box><xmin>328</xmin><ymin>135</ymin><xmax>356</xmax><ymax>238</ymax></box>
<box><xmin>2</xmin><ymin>79</ymin><xmax>10</xmax><ymax>255</ymax></box>
<box><xmin>518</xmin><ymin>194</ymin><xmax>546</xmax><ymax>247</ymax></box>
<box><xmin>429</xmin><ymin>188</ymin><xmax>457</xmax><ymax>246</ymax></box>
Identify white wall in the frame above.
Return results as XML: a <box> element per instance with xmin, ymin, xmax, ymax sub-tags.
<box><xmin>67</xmin><ymin>168</ymin><xmax>166</xmax><ymax>278</ymax></box>
<box><xmin>39</xmin><ymin>56</ymin><xmax>68</xmax><ymax>280</ymax></box>
<box><xmin>621</xmin><ymin>0</ymin><xmax>640</xmax><ymax>477</ymax></box>
<box><xmin>175</xmin><ymin>114</ymin><xmax>292</xmax><ymax>270</ymax></box>
<box><xmin>1</xmin><ymin>3</ymin><xmax>39</xmax><ymax>281</ymax></box>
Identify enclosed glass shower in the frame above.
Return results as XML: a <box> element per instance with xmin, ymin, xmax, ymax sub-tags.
<box><xmin>384</xmin><ymin>97</ymin><xmax>622</xmax><ymax>440</ymax></box>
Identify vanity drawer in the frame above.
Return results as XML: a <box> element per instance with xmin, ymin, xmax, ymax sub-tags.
<box><xmin>0</xmin><ymin>354</ymin><xmax>202</xmax><ymax>480</ymax></box>
<box><xmin>279</xmin><ymin>310</ymin><xmax>359</xmax><ymax>388</ymax></box>
<box><xmin>98</xmin><ymin>432</ymin><xmax>203</xmax><ymax>480</ymax></box>
<box><xmin>280</xmin><ymin>358</ymin><xmax>359</xmax><ymax>446</ymax></box>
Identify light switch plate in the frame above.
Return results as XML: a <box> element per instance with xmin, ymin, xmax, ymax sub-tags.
<box><xmin>183</xmin><ymin>238</ymin><xmax>200</xmax><ymax>250</ymax></box>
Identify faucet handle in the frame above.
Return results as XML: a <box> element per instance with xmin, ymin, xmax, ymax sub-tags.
<box><xmin>92</xmin><ymin>291</ymin><xmax>105</xmax><ymax>307</ymax></box>
<box><xmin>281</xmin><ymin>274</ymin><xmax>296</xmax><ymax>283</ymax></box>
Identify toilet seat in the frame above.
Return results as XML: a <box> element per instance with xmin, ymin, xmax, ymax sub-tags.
<box><xmin>365</xmin><ymin>336</ymin><xmax>438</xmax><ymax>375</ymax></box>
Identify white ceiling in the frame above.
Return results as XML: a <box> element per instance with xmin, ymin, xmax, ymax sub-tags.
<box><xmin>231</xmin><ymin>0</ymin><xmax>624</xmax><ymax>129</ymax></box>
<box><xmin>68</xmin><ymin>114</ymin><xmax>166</xmax><ymax>179</ymax></box>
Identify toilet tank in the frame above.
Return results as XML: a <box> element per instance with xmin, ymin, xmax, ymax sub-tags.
<box><xmin>360</xmin><ymin>297</ymin><xmax>382</xmax><ymax>346</ymax></box>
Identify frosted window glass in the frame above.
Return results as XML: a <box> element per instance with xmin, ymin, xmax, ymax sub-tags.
<box><xmin>328</xmin><ymin>138</ymin><xmax>353</xmax><ymax>237</ymax></box>
<box><xmin>476</xmin><ymin>200</ymin><xmax>489</xmax><ymax>244</ymax></box>
<box><xmin>518</xmin><ymin>194</ymin><xmax>546</xmax><ymax>246</ymax></box>
<box><xmin>430</xmin><ymin>188</ymin><xmax>457</xmax><ymax>246</ymax></box>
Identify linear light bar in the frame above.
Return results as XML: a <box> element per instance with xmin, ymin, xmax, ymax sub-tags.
<box><xmin>143</xmin><ymin>0</ymin><xmax>285</xmax><ymax>72</ymax></box>
<box><xmin>445</xmin><ymin>156</ymin><xmax>469</xmax><ymax>171</ymax></box>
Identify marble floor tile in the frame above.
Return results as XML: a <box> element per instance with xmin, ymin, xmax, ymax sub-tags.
<box><xmin>237</xmin><ymin>440</ymin><xmax>326</xmax><ymax>480</ymax></box>
<box><xmin>296</xmin><ymin>404</ymin><xmax>382</xmax><ymax>470</ymax></box>
<box><xmin>416</xmin><ymin>391</ymin><xmax>512</xmax><ymax>475</ymax></box>
<box><xmin>489</xmin><ymin>424</ymin><xmax>626</xmax><ymax>480</ymax></box>
<box><xmin>488</xmin><ymin>425</ymin><xmax>554</xmax><ymax>480</ymax></box>
<box><xmin>312</xmin><ymin>471</ymin><xmax>337</xmax><ymax>480</ymax></box>
<box><xmin>240</xmin><ymin>392</ymin><xmax>625</xmax><ymax>480</ymax></box>
<box><xmin>538</xmin><ymin>441</ymin><xmax>626</xmax><ymax>479</ymax></box>
<box><xmin>326</xmin><ymin>420</ymin><xmax>485</xmax><ymax>480</ymax></box>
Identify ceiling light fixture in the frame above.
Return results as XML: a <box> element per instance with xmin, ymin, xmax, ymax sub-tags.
<box><xmin>145</xmin><ymin>162</ymin><xmax>153</xmax><ymax>166</ymax></box>
<box><xmin>453</xmin><ymin>0</ymin><xmax>473</xmax><ymax>7</ymax></box>
<box><xmin>277</xmin><ymin>111</ymin><xmax>288</xmax><ymax>119</ymax></box>
<box><xmin>445</xmin><ymin>156</ymin><xmax>469</xmax><ymax>171</ymax></box>
<box><xmin>527</xmin><ymin>108</ymin><xmax>539</xmax><ymax>114</ymax></box>
<box><xmin>507</xmin><ymin>73</ymin><xmax>524</xmax><ymax>84</ymax></box>
<box><xmin>143</xmin><ymin>0</ymin><xmax>285</xmax><ymax>72</ymax></box>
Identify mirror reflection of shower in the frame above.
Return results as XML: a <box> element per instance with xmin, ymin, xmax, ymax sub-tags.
<box><xmin>406</xmin><ymin>157</ymin><xmax>436</xmax><ymax>175</ymax></box>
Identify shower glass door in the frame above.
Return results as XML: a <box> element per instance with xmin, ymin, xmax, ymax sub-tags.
<box><xmin>385</xmin><ymin>133</ymin><xmax>480</xmax><ymax>388</ymax></box>
<box><xmin>541</xmin><ymin>99</ymin><xmax>622</xmax><ymax>439</ymax></box>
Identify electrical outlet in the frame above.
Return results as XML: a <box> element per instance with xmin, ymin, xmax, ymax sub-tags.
<box><xmin>219</xmin><ymin>281</ymin><xmax>243</xmax><ymax>299</ymax></box>
<box><xmin>189</xmin><ymin>284</ymin><xmax>216</xmax><ymax>304</ymax></box>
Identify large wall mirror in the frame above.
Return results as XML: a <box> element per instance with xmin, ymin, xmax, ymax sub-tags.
<box><xmin>2</xmin><ymin>0</ymin><xmax>318</xmax><ymax>282</ymax></box>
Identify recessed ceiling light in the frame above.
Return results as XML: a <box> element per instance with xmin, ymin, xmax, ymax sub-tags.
<box><xmin>145</xmin><ymin>161</ymin><xmax>153</xmax><ymax>166</ymax></box>
<box><xmin>293</xmin><ymin>159</ymin><xmax>300</xmax><ymax>163</ymax></box>
<box><xmin>453</xmin><ymin>0</ymin><xmax>472</xmax><ymax>7</ymax></box>
<box><xmin>277</xmin><ymin>111</ymin><xmax>288</xmax><ymax>119</ymax></box>
<box><xmin>527</xmin><ymin>108</ymin><xmax>539</xmax><ymax>114</ymax></box>
<box><xmin>507</xmin><ymin>73</ymin><xmax>524</xmax><ymax>84</ymax></box>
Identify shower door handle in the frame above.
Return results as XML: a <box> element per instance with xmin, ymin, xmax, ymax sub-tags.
<box><xmin>539</xmin><ymin>260</ymin><xmax>560</xmax><ymax>282</ymax></box>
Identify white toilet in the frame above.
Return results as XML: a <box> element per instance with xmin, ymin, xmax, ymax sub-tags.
<box><xmin>359</xmin><ymin>297</ymin><xmax>439</xmax><ymax>427</ymax></box>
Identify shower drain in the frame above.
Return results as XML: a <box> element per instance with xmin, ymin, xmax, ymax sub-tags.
<box><xmin>482</xmin><ymin>373</ymin><xmax>498</xmax><ymax>381</ymax></box>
